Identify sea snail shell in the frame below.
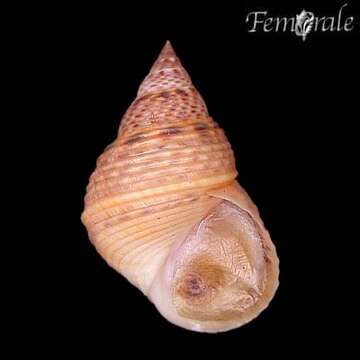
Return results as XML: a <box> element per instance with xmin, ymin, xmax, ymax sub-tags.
<box><xmin>81</xmin><ymin>41</ymin><xmax>279</xmax><ymax>333</ymax></box>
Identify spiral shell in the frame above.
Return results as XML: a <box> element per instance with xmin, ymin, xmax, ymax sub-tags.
<box><xmin>81</xmin><ymin>41</ymin><xmax>279</xmax><ymax>332</ymax></box>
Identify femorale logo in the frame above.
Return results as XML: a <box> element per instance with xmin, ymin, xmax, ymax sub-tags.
<box><xmin>246</xmin><ymin>3</ymin><xmax>355</xmax><ymax>41</ymax></box>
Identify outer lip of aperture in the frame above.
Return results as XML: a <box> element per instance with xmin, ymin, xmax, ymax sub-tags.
<box><xmin>147</xmin><ymin>184</ymin><xmax>279</xmax><ymax>333</ymax></box>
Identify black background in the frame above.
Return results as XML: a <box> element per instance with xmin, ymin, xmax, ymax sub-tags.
<box><xmin>26</xmin><ymin>0</ymin><xmax>359</xmax><ymax>354</ymax></box>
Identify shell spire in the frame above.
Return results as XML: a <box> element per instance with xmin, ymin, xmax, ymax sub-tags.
<box><xmin>137</xmin><ymin>40</ymin><xmax>192</xmax><ymax>97</ymax></box>
<box><xmin>118</xmin><ymin>41</ymin><xmax>209</xmax><ymax>137</ymax></box>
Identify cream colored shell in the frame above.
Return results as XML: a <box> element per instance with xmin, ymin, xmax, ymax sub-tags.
<box><xmin>81</xmin><ymin>41</ymin><xmax>279</xmax><ymax>332</ymax></box>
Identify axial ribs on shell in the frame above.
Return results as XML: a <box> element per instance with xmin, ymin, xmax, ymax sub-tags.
<box><xmin>107</xmin><ymin>217</ymin><xmax>199</xmax><ymax>268</ymax></box>
<box><xmin>87</xmin><ymin>157</ymin><xmax>234</xmax><ymax>195</ymax></box>
<box><xmin>84</xmin><ymin>171</ymin><xmax>237</xmax><ymax>216</ymax></box>
<box><xmin>92</xmin><ymin>149</ymin><xmax>230</xmax><ymax>184</ymax></box>
<box><xmin>81</xmin><ymin>41</ymin><xmax>279</xmax><ymax>333</ymax></box>
<box><xmin>97</xmin><ymin>201</ymin><xmax>215</xmax><ymax>252</ymax></box>
<box><xmin>95</xmin><ymin>140</ymin><xmax>230</xmax><ymax>172</ymax></box>
<box><xmin>95</xmin><ymin>196</ymin><xmax>217</xmax><ymax>242</ymax></box>
<box><xmin>89</xmin><ymin>194</ymin><xmax>212</xmax><ymax>234</ymax></box>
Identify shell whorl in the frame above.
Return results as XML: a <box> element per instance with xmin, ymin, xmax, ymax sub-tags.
<box><xmin>118</xmin><ymin>41</ymin><xmax>209</xmax><ymax>137</ymax></box>
<box><xmin>82</xmin><ymin>41</ymin><xmax>279</xmax><ymax>332</ymax></box>
<box><xmin>82</xmin><ymin>41</ymin><xmax>238</xmax><ymax>293</ymax></box>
